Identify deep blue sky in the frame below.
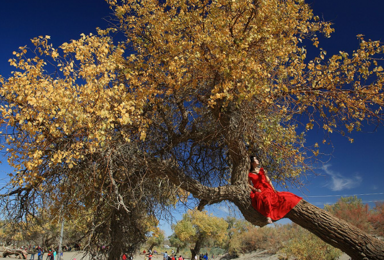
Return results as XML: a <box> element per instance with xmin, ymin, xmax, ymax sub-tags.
<box><xmin>0</xmin><ymin>0</ymin><xmax>384</xmax><ymax>235</ymax></box>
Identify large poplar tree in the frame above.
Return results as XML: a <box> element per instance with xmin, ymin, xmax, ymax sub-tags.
<box><xmin>1</xmin><ymin>0</ymin><xmax>384</xmax><ymax>259</ymax></box>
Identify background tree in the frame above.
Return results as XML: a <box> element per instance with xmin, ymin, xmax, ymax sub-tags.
<box><xmin>324</xmin><ymin>196</ymin><xmax>374</xmax><ymax>234</ymax></box>
<box><xmin>224</xmin><ymin>217</ymin><xmax>252</xmax><ymax>256</ymax></box>
<box><xmin>369</xmin><ymin>202</ymin><xmax>384</xmax><ymax>237</ymax></box>
<box><xmin>0</xmin><ymin>219</ymin><xmax>24</xmax><ymax>246</ymax></box>
<box><xmin>0</xmin><ymin>208</ymin><xmax>62</xmax><ymax>249</ymax></box>
<box><xmin>173</xmin><ymin>209</ymin><xmax>228</xmax><ymax>259</ymax></box>
<box><xmin>146</xmin><ymin>227</ymin><xmax>165</xmax><ymax>252</ymax></box>
<box><xmin>1</xmin><ymin>0</ymin><xmax>384</xmax><ymax>259</ymax></box>
<box><xmin>168</xmin><ymin>233</ymin><xmax>188</xmax><ymax>255</ymax></box>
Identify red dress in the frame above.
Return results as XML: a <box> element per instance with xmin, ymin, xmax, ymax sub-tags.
<box><xmin>248</xmin><ymin>168</ymin><xmax>302</xmax><ymax>220</ymax></box>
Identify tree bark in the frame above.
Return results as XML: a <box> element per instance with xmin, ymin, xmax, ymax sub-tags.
<box><xmin>194</xmin><ymin>186</ymin><xmax>384</xmax><ymax>259</ymax></box>
<box><xmin>2</xmin><ymin>249</ymin><xmax>27</xmax><ymax>259</ymax></box>
<box><xmin>157</xmin><ymin>160</ymin><xmax>384</xmax><ymax>259</ymax></box>
<box><xmin>235</xmin><ymin>196</ymin><xmax>384</xmax><ymax>259</ymax></box>
<box><xmin>190</xmin><ymin>233</ymin><xmax>204</xmax><ymax>260</ymax></box>
<box><xmin>286</xmin><ymin>200</ymin><xmax>384</xmax><ymax>260</ymax></box>
<box><xmin>149</xmin><ymin>243</ymin><xmax>156</xmax><ymax>251</ymax></box>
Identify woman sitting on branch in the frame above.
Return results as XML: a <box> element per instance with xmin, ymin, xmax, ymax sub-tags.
<box><xmin>248</xmin><ymin>156</ymin><xmax>302</xmax><ymax>224</ymax></box>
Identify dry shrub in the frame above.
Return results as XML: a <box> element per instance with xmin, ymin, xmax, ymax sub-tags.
<box><xmin>325</xmin><ymin>197</ymin><xmax>384</xmax><ymax>238</ymax></box>
<box><xmin>369</xmin><ymin>202</ymin><xmax>384</xmax><ymax>237</ymax></box>
<box><xmin>325</xmin><ymin>196</ymin><xmax>374</xmax><ymax>234</ymax></box>
<box><xmin>280</xmin><ymin>224</ymin><xmax>342</xmax><ymax>260</ymax></box>
<box><xmin>228</xmin><ymin>225</ymin><xmax>287</xmax><ymax>255</ymax></box>
<box><xmin>227</xmin><ymin>223</ymin><xmax>341</xmax><ymax>260</ymax></box>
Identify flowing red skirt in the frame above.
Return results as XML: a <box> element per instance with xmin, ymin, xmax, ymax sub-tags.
<box><xmin>250</xmin><ymin>190</ymin><xmax>302</xmax><ymax>220</ymax></box>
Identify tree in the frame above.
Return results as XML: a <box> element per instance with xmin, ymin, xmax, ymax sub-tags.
<box><xmin>369</xmin><ymin>202</ymin><xmax>384</xmax><ymax>237</ymax></box>
<box><xmin>324</xmin><ymin>196</ymin><xmax>374</xmax><ymax>234</ymax></box>
<box><xmin>0</xmin><ymin>219</ymin><xmax>24</xmax><ymax>246</ymax></box>
<box><xmin>0</xmin><ymin>144</ymin><xmax>180</xmax><ymax>259</ymax></box>
<box><xmin>146</xmin><ymin>227</ymin><xmax>165</xmax><ymax>251</ymax></box>
<box><xmin>73</xmin><ymin>168</ymin><xmax>177</xmax><ymax>260</ymax></box>
<box><xmin>168</xmin><ymin>233</ymin><xmax>188</xmax><ymax>255</ymax></box>
<box><xmin>1</xmin><ymin>0</ymin><xmax>384</xmax><ymax>259</ymax></box>
<box><xmin>22</xmin><ymin>209</ymin><xmax>61</xmax><ymax>249</ymax></box>
<box><xmin>173</xmin><ymin>209</ymin><xmax>228</xmax><ymax>259</ymax></box>
<box><xmin>224</xmin><ymin>217</ymin><xmax>253</xmax><ymax>256</ymax></box>
<box><xmin>225</xmin><ymin>216</ymin><xmax>252</xmax><ymax>242</ymax></box>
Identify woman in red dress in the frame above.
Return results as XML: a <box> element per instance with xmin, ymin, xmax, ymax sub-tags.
<box><xmin>248</xmin><ymin>156</ymin><xmax>302</xmax><ymax>224</ymax></box>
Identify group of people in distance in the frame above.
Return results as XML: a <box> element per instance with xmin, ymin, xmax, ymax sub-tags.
<box><xmin>29</xmin><ymin>246</ymin><xmax>63</xmax><ymax>260</ymax></box>
<box><xmin>163</xmin><ymin>251</ymin><xmax>209</xmax><ymax>260</ymax></box>
<box><xmin>162</xmin><ymin>251</ymin><xmax>184</xmax><ymax>260</ymax></box>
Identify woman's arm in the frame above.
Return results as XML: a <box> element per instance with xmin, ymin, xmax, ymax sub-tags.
<box><xmin>264</xmin><ymin>170</ymin><xmax>277</xmax><ymax>192</ymax></box>
<box><xmin>249</xmin><ymin>178</ymin><xmax>261</xmax><ymax>192</ymax></box>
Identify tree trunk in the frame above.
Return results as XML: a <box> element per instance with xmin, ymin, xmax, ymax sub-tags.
<box><xmin>108</xmin><ymin>209</ymin><xmax>124</xmax><ymax>260</ymax></box>
<box><xmin>230</xmin><ymin>188</ymin><xmax>384</xmax><ymax>259</ymax></box>
<box><xmin>162</xmin><ymin>162</ymin><xmax>384</xmax><ymax>259</ymax></box>
<box><xmin>286</xmin><ymin>200</ymin><xmax>384</xmax><ymax>260</ymax></box>
<box><xmin>190</xmin><ymin>233</ymin><xmax>205</xmax><ymax>260</ymax></box>
<box><xmin>2</xmin><ymin>248</ymin><xmax>27</xmax><ymax>259</ymax></box>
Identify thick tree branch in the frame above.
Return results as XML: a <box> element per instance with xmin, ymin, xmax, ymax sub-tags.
<box><xmin>287</xmin><ymin>200</ymin><xmax>384</xmax><ymax>259</ymax></box>
<box><xmin>153</xmin><ymin>159</ymin><xmax>269</xmax><ymax>226</ymax></box>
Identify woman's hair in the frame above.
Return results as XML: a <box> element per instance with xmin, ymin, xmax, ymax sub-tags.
<box><xmin>249</xmin><ymin>155</ymin><xmax>256</xmax><ymax>172</ymax></box>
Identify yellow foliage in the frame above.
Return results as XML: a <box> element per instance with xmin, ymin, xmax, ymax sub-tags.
<box><xmin>281</xmin><ymin>225</ymin><xmax>342</xmax><ymax>260</ymax></box>
<box><xmin>174</xmin><ymin>209</ymin><xmax>228</xmax><ymax>246</ymax></box>
<box><xmin>1</xmin><ymin>0</ymin><xmax>384</xmax><ymax>228</ymax></box>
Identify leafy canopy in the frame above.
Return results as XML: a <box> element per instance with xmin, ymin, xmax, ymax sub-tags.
<box><xmin>174</xmin><ymin>209</ymin><xmax>228</xmax><ymax>247</ymax></box>
<box><xmin>0</xmin><ymin>0</ymin><xmax>384</xmax><ymax>224</ymax></box>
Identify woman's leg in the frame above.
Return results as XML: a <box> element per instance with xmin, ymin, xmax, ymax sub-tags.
<box><xmin>263</xmin><ymin>197</ymin><xmax>273</xmax><ymax>223</ymax></box>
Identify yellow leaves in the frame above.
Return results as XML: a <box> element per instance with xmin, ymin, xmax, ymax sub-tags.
<box><xmin>8</xmin><ymin>58</ymin><xmax>17</xmax><ymax>67</ymax></box>
<box><xmin>177</xmin><ymin>188</ymin><xmax>190</xmax><ymax>203</ymax></box>
<box><xmin>320</xmin><ymin>49</ymin><xmax>327</xmax><ymax>60</ymax></box>
<box><xmin>345</xmin><ymin>123</ymin><xmax>355</xmax><ymax>133</ymax></box>
<box><xmin>306</xmin><ymin>122</ymin><xmax>314</xmax><ymax>130</ymax></box>
<box><xmin>0</xmin><ymin>0</ymin><xmax>383</xmax><ymax>209</ymax></box>
<box><xmin>323</xmin><ymin>124</ymin><xmax>333</xmax><ymax>133</ymax></box>
<box><xmin>51</xmin><ymin>49</ymin><xmax>59</xmax><ymax>59</ymax></box>
<box><xmin>174</xmin><ymin>219</ymin><xmax>196</xmax><ymax>241</ymax></box>
<box><xmin>0</xmin><ymin>27</ymin><xmax>150</xmax><ymax>189</ymax></box>
<box><xmin>174</xmin><ymin>209</ymin><xmax>228</xmax><ymax>245</ymax></box>
<box><xmin>121</xmin><ymin>113</ymin><xmax>132</xmax><ymax>125</ymax></box>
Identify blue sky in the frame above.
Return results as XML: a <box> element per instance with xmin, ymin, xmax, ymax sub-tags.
<box><xmin>0</xmin><ymin>0</ymin><xmax>384</xmax><ymax>236</ymax></box>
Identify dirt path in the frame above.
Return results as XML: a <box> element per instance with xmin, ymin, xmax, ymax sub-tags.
<box><xmin>2</xmin><ymin>250</ymin><xmax>350</xmax><ymax>260</ymax></box>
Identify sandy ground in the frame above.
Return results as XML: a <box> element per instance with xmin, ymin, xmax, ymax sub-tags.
<box><xmin>21</xmin><ymin>252</ymin><xmax>281</xmax><ymax>260</ymax></box>
<box><xmin>2</xmin><ymin>250</ymin><xmax>351</xmax><ymax>260</ymax></box>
